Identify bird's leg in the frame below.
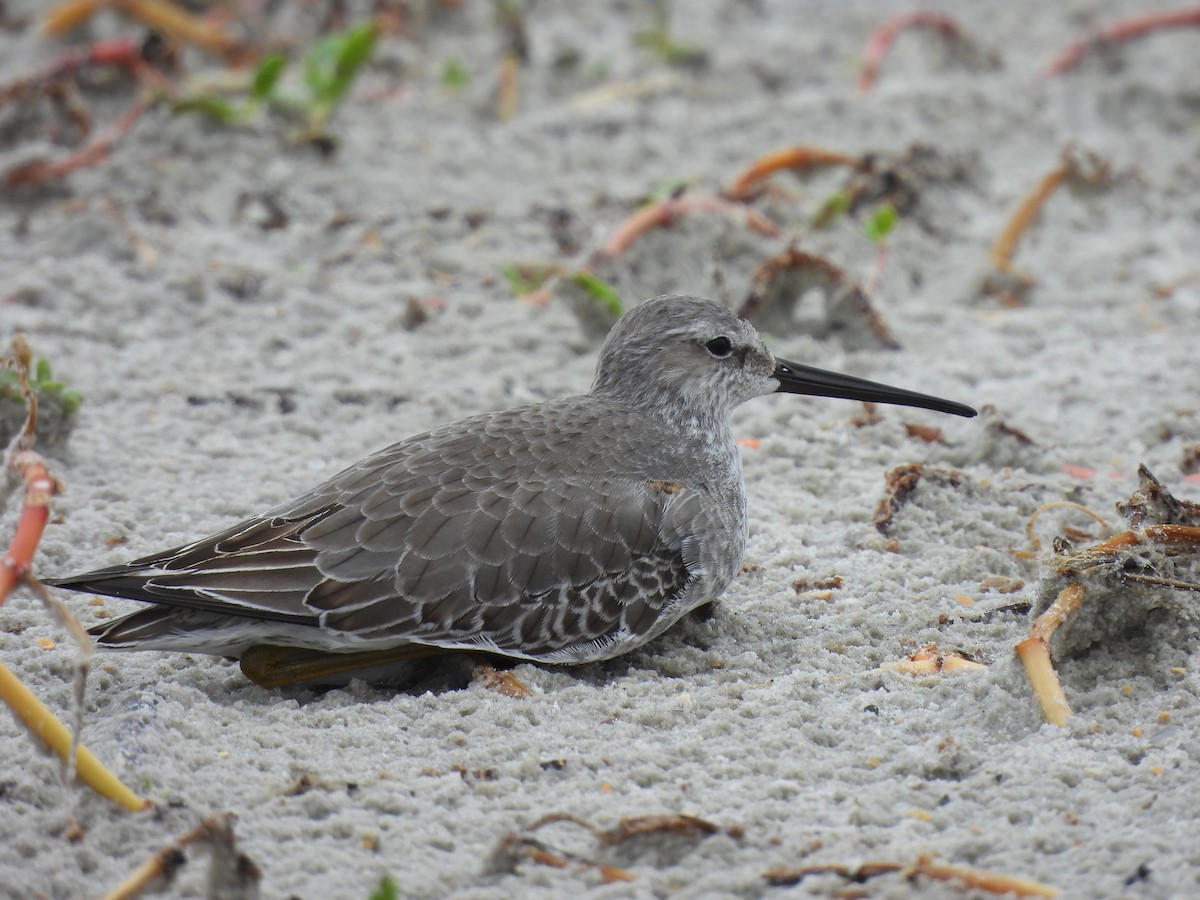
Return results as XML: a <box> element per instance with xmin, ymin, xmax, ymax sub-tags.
<box><xmin>239</xmin><ymin>643</ymin><xmax>449</xmax><ymax>689</ymax></box>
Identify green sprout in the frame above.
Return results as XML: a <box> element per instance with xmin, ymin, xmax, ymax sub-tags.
<box><xmin>812</xmin><ymin>189</ymin><xmax>852</xmax><ymax>228</ymax></box>
<box><xmin>368</xmin><ymin>875</ymin><xmax>399</xmax><ymax>900</ymax></box>
<box><xmin>173</xmin><ymin>22</ymin><xmax>379</xmax><ymax>144</ymax></box>
<box><xmin>571</xmin><ymin>272</ymin><xmax>624</xmax><ymax>318</ymax></box>
<box><xmin>501</xmin><ymin>264</ymin><xmax>558</xmax><ymax>298</ymax></box>
<box><xmin>301</xmin><ymin>22</ymin><xmax>378</xmax><ymax>134</ymax></box>
<box><xmin>632</xmin><ymin>4</ymin><xmax>708</xmax><ymax>68</ymax></box>
<box><xmin>642</xmin><ymin>178</ymin><xmax>690</xmax><ymax>204</ymax></box>
<box><xmin>0</xmin><ymin>356</ymin><xmax>82</xmax><ymax>415</ymax></box>
<box><xmin>863</xmin><ymin>203</ymin><xmax>899</xmax><ymax>244</ymax></box>
<box><xmin>441</xmin><ymin>59</ymin><xmax>470</xmax><ymax>91</ymax></box>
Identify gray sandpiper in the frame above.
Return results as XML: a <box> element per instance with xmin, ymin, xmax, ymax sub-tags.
<box><xmin>49</xmin><ymin>295</ymin><xmax>975</xmax><ymax>687</ymax></box>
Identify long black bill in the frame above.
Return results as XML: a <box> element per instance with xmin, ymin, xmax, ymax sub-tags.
<box><xmin>774</xmin><ymin>358</ymin><xmax>976</xmax><ymax>418</ymax></box>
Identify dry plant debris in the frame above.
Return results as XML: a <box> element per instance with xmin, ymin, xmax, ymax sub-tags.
<box><xmin>1041</xmin><ymin>5</ymin><xmax>1200</xmax><ymax>77</ymax></box>
<box><xmin>527</xmin><ymin>191</ymin><xmax>781</xmax><ymax>326</ymax></box>
<box><xmin>43</xmin><ymin>0</ymin><xmax>244</xmax><ymax>58</ymax></box>
<box><xmin>725</xmin><ymin>145</ymin><xmax>864</xmax><ymax>201</ymax></box>
<box><xmin>982</xmin><ymin>144</ymin><xmax>1113</xmax><ymax>307</ymax></box>
<box><xmin>6</xmin><ymin>8</ymin><xmax>383</xmax><ymax>186</ymax></box>
<box><xmin>873</xmin><ymin>464</ymin><xmax>967</xmax><ymax>533</ymax></box>
<box><xmin>587</xmin><ymin>194</ymin><xmax>781</xmax><ymax>269</ymax></box>
<box><xmin>1</xmin><ymin>335</ymin><xmax>148</xmax><ymax>814</ymax></box>
<box><xmin>763</xmin><ymin>852</ymin><xmax>1059</xmax><ymax>897</ymax></box>
<box><xmin>884</xmin><ymin>644</ymin><xmax>986</xmax><ymax>675</ymax></box>
<box><xmin>736</xmin><ymin>247</ymin><xmax>899</xmax><ymax>349</ymax></box>
<box><xmin>1153</xmin><ymin>268</ymin><xmax>1200</xmax><ymax>299</ymax></box>
<box><xmin>526</xmin><ymin>141</ymin><xmax>972</xmax><ymax>344</ymax></box>
<box><xmin>857</xmin><ymin>11</ymin><xmax>999</xmax><ymax>93</ymax></box>
<box><xmin>491</xmin><ymin>812</ymin><xmax>738</xmax><ymax>884</ymax></box>
<box><xmin>100</xmin><ymin>812</ymin><xmax>261</xmax><ymax>900</ymax></box>
<box><xmin>1016</xmin><ymin>466</ymin><xmax>1200</xmax><ymax>725</ymax></box>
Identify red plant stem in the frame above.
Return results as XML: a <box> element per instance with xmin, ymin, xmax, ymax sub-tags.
<box><xmin>0</xmin><ymin>37</ymin><xmax>145</xmax><ymax>107</ymax></box>
<box><xmin>1042</xmin><ymin>6</ymin><xmax>1200</xmax><ymax>77</ymax></box>
<box><xmin>590</xmin><ymin>195</ymin><xmax>779</xmax><ymax>266</ymax></box>
<box><xmin>858</xmin><ymin>11</ymin><xmax>962</xmax><ymax>92</ymax></box>
<box><xmin>0</xmin><ymin>452</ymin><xmax>56</xmax><ymax>605</ymax></box>
<box><xmin>5</xmin><ymin>97</ymin><xmax>148</xmax><ymax>187</ymax></box>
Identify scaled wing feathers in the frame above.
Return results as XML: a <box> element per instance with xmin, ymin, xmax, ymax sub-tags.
<box><xmin>59</xmin><ymin>401</ymin><xmax>703</xmax><ymax>659</ymax></box>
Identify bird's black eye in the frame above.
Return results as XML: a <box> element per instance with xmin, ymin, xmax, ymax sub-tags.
<box><xmin>705</xmin><ymin>337</ymin><xmax>733</xmax><ymax>359</ymax></box>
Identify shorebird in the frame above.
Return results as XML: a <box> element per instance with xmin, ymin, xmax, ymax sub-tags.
<box><xmin>49</xmin><ymin>295</ymin><xmax>975</xmax><ymax>686</ymax></box>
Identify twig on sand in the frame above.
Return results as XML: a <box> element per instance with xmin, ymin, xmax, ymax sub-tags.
<box><xmin>101</xmin><ymin>813</ymin><xmax>261</xmax><ymax>900</ymax></box>
<box><xmin>725</xmin><ymin>146</ymin><xmax>863</xmax><ymax>201</ymax></box>
<box><xmin>491</xmin><ymin>812</ymin><xmax>738</xmax><ymax>884</ymax></box>
<box><xmin>526</xmin><ymin>195</ymin><xmax>780</xmax><ymax>307</ymax></box>
<box><xmin>857</xmin><ymin>11</ymin><xmax>983</xmax><ymax>93</ymax></box>
<box><xmin>763</xmin><ymin>853</ymin><xmax>1060</xmax><ymax>897</ymax></box>
<box><xmin>737</xmin><ymin>247</ymin><xmax>899</xmax><ymax>349</ymax></box>
<box><xmin>1042</xmin><ymin>6</ymin><xmax>1200</xmax><ymax>77</ymax></box>
<box><xmin>982</xmin><ymin>144</ymin><xmax>1112</xmax><ymax>306</ymax></box>
<box><xmin>6</xmin><ymin>97</ymin><xmax>151</xmax><ymax>188</ymax></box>
<box><xmin>43</xmin><ymin>0</ymin><xmax>243</xmax><ymax>58</ymax></box>
<box><xmin>1017</xmin><ymin>467</ymin><xmax>1200</xmax><ymax>725</ymax></box>
<box><xmin>589</xmin><ymin>195</ymin><xmax>780</xmax><ymax>267</ymax></box>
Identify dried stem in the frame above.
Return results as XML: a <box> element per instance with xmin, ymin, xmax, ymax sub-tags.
<box><xmin>590</xmin><ymin>195</ymin><xmax>780</xmax><ymax>266</ymax></box>
<box><xmin>1016</xmin><ymin>583</ymin><xmax>1085</xmax><ymax>726</ymax></box>
<box><xmin>985</xmin><ymin>145</ymin><xmax>1111</xmax><ymax>305</ymax></box>
<box><xmin>1020</xmin><ymin>500</ymin><xmax>1112</xmax><ymax>557</ymax></box>
<box><xmin>858</xmin><ymin>11</ymin><xmax>965</xmax><ymax>93</ymax></box>
<box><xmin>765</xmin><ymin>852</ymin><xmax>1059</xmax><ymax>896</ymax></box>
<box><xmin>0</xmin><ymin>37</ymin><xmax>146</xmax><ymax>110</ymax></box>
<box><xmin>44</xmin><ymin>0</ymin><xmax>241</xmax><ymax>57</ymax></box>
<box><xmin>989</xmin><ymin>167</ymin><xmax>1068</xmax><ymax>273</ymax></box>
<box><xmin>6</xmin><ymin>97</ymin><xmax>150</xmax><ymax>188</ymax></box>
<box><xmin>101</xmin><ymin>812</ymin><xmax>259</xmax><ymax>899</ymax></box>
<box><xmin>0</xmin><ymin>659</ymin><xmax>148</xmax><ymax>811</ymax></box>
<box><xmin>1042</xmin><ymin>6</ymin><xmax>1200</xmax><ymax>77</ymax></box>
<box><xmin>726</xmin><ymin>146</ymin><xmax>862</xmax><ymax>200</ymax></box>
<box><xmin>497</xmin><ymin>52</ymin><xmax>520</xmax><ymax>121</ymax></box>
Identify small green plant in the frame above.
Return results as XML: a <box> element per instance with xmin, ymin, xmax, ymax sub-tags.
<box><xmin>812</xmin><ymin>189</ymin><xmax>852</xmax><ymax>228</ymax></box>
<box><xmin>0</xmin><ymin>357</ymin><xmax>82</xmax><ymax>415</ymax></box>
<box><xmin>173</xmin><ymin>21</ymin><xmax>379</xmax><ymax>143</ymax></box>
<box><xmin>642</xmin><ymin>178</ymin><xmax>690</xmax><ymax>205</ymax></box>
<box><xmin>441</xmin><ymin>59</ymin><xmax>470</xmax><ymax>91</ymax></box>
<box><xmin>501</xmin><ymin>263</ymin><xmax>559</xmax><ymax>298</ymax></box>
<box><xmin>368</xmin><ymin>875</ymin><xmax>399</xmax><ymax>900</ymax></box>
<box><xmin>633</xmin><ymin>4</ymin><xmax>708</xmax><ymax>67</ymax></box>
<box><xmin>572</xmin><ymin>272</ymin><xmax>624</xmax><ymax>318</ymax></box>
<box><xmin>863</xmin><ymin>203</ymin><xmax>899</xmax><ymax>244</ymax></box>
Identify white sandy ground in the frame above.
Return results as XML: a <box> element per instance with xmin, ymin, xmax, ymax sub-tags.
<box><xmin>2</xmin><ymin>0</ymin><xmax>1199</xmax><ymax>897</ymax></box>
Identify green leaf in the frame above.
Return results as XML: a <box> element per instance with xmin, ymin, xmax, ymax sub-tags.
<box><xmin>252</xmin><ymin>54</ymin><xmax>287</xmax><ymax>101</ymax></box>
<box><xmin>645</xmin><ymin>178</ymin><xmax>689</xmax><ymax>204</ymax></box>
<box><xmin>863</xmin><ymin>203</ymin><xmax>898</xmax><ymax>244</ymax></box>
<box><xmin>501</xmin><ymin>264</ymin><xmax>528</xmax><ymax>297</ymax></box>
<box><xmin>331</xmin><ymin>23</ymin><xmax>379</xmax><ymax>92</ymax></box>
<box><xmin>501</xmin><ymin>264</ymin><xmax>556</xmax><ymax>297</ymax></box>
<box><xmin>368</xmin><ymin>876</ymin><xmax>399</xmax><ymax>900</ymax></box>
<box><xmin>35</xmin><ymin>357</ymin><xmax>51</xmax><ymax>384</ymax></box>
<box><xmin>865</xmin><ymin>206</ymin><xmax>898</xmax><ymax>242</ymax></box>
<box><xmin>59</xmin><ymin>390</ymin><xmax>83</xmax><ymax>415</ymax></box>
<box><xmin>172</xmin><ymin>95</ymin><xmax>243</xmax><ymax>124</ymax></box>
<box><xmin>631</xmin><ymin>28</ymin><xmax>707</xmax><ymax>67</ymax></box>
<box><xmin>571</xmin><ymin>272</ymin><xmax>624</xmax><ymax>318</ymax></box>
<box><xmin>812</xmin><ymin>189</ymin><xmax>851</xmax><ymax>228</ymax></box>
<box><xmin>441</xmin><ymin>59</ymin><xmax>470</xmax><ymax>91</ymax></box>
<box><xmin>305</xmin><ymin>22</ymin><xmax>378</xmax><ymax>105</ymax></box>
